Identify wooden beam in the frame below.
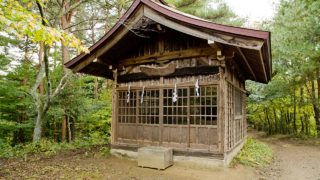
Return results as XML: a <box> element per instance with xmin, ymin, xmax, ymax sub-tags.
<box><xmin>208</xmin><ymin>40</ymin><xmax>222</xmax><ymax>54</ymax></box>
<box><xmin>236</xmin><ymin>47</ymin><xmax>257</xmax><ymax>81</ymax></box>
<box><xmin>156</xmin><ymin>24</ymin><xmax>162</xmax><ymax>31</ymax></box>
<box><xmin>126</xmin><ymin>65</ymin><xmax>137</xmax><ymax>74</ymax></box>
<box><xmin>259</xmin><ymin>49</ymin><xmax>268</xmax><ymax>83</ymax></box>
<box><xmin>196</xmin><ymin>57</ymin><xmax>209</xmax><ymax>65</ymax></box>
<box><xmin>71</xmin><ymin>5</ymin><xmax>144</xmax><ymax>73</ymax></box>
<box><xmin>118</xmin><ymin>47</ymin><xmax>216</xmax><ymax>66</ymax></box>
<box><xmin>117</xmin><ymin>66</ymin><xmax>221</xmax><ymax>83</ymax></box>
<box><xmin>144</xmin><ymin>6</ymin><xmax>264</xmax><ymax>50</ymax></box>
<box><xmin>116</xmin><ymin>80</ymin><xmax>221</xmax><ymax>90</ymax></box>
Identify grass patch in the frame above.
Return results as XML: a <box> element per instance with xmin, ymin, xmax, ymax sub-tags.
<box><xmin>234</xmin><ymin>138</ymin><xmax>274</xmax><ymax>167</ymax></box>
<box><xmin>0</xmin><ymin>138</ymin><xmax>110</xmax><ymax>159</ymax></box>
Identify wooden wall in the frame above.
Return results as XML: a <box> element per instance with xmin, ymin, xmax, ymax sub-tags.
<box><xmin>112</xmin><ymin>28</ymin><xmax>247</xmax><ymax>154</ymax></box>
<box><xmin>224</xmin><ymin>59</ymin><xmax>247</xmax><ymax>152</ymax></box>
<box><xmin>116</xmin><ymin>58</ymin><xmax>220</xmax><ymax>152</ymax></box>
<box><xmin>123</xmin><ymin>27</ymin><xmax>209</xmax><ymax>59</ymax></box>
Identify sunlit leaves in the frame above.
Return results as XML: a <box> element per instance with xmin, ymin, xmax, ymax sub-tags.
<box><xmin>0</xmin><ymin>0</ymin><xmax>89</xmax><ymax>54</ymax></box>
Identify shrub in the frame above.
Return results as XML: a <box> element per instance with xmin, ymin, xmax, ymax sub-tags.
<box><xmin>234</xmin><ymin>138</ymin><xmax>274</xmax><ymax>167</ymax></box>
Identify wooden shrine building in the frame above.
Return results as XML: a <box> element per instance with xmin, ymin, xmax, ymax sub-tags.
<box><xmin>65</xmin><ymin>0</ymin><xmax>272</xmax><ymax>167</ymax></box>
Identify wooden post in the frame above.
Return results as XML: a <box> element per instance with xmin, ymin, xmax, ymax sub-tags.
<box><xmin>159</xmin><ymin>87</ymin><xmax>163</xmax><ymax>146</ymax></box>
<box><xmin>187</xmin><ymin>87</ymin><xmax>190</xmax><ymax>148</ymax></box>
<box><xmin>220</xmin><ymin>66</ymin><xmax>227</xmax><ymax>154</ymax></box>
<box><xmin>136</xmin><ymin>89</ymin><xmax>139</xmax><ymax>144</ymax></box>
<box><xmin>111</xmin><ymin>70</ymin><xmax>118</xmax><ymax>144</ymax></box>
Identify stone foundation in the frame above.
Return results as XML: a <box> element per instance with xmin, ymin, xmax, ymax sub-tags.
<box><xmin>111</xmin><ymin>139</ymin><xmax>246</xmax><ymax>169</ymax></box>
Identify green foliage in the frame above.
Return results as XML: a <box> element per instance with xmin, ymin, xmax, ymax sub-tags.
<box><xmin>234</xmin><ymin>138</ymin><xmax>274</xmax><ymax>167</ymax></box>
<box><xmin>0</xmin><ymin>138</ymin><xmax>108</xmax><ymax>159</ymax></box>
<box><xmin>164</xmin><ymin>0</ymin><xmax>246</xmax><ymax>26</ymax></box>
<box><xmin>0</xmin><ymin>0</ymin><xmax>89</xmax><ymax>52</ymax></box>
<box><xmin>247</xmin><ymin>0</ymin><xmax>320</xmax><ymax>136</ymax></box>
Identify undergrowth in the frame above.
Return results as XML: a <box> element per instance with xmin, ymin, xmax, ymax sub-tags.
<box><xmin>233</xmin><ymin>137</ymin><xmax>274</xmax><ymax>167</ymax></box>
<box><xmin>0</xmin><ymin>138</ymin><xmax>110</xmax><ymax>159</ymax></box>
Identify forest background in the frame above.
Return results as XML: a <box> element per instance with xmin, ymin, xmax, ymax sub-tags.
<box><xmin>0</xmin><ymin>0</ymin><xmax>319</xmax><ymax>157</ymax></box>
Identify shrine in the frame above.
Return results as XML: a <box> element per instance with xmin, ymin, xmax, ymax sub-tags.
<box><xmin>65</xmin><ymin>0</ymin><xmax>272</xmax><ymax>167</ymax></box>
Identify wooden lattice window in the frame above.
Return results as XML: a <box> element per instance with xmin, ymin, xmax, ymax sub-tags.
<box><xmin>235</xmin><ymin>89</ymin><xmax>242</xmax><ymax>116</ymax></box>
<box><xmin>118</xmin><ymin>91</ymin><xmax>137</xmax><ymax>124</ymax></box>
<box><xmin>163</xmin><ymin>88</ymin><xmax>188</xmax><ymax>125</ymax></box>
<box><xmin>138</xmin><ymin>90</ymin><xmax>160</xmax><ymax>124</ymax></box>
<box><xmin>190</xmin><ymin>86</ymin><xmax>218</xmax><ymax>125</ymax></box>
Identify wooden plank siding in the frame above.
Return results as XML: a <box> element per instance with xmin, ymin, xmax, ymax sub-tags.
<box><xmin>112</xmin><ymin>26</ymin><xmax>247</xmax><ymax>154</ymax></box>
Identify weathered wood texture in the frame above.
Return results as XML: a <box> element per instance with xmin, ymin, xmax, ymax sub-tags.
<box><xmin>111</xmin><ymin>70</ymin><xmax>118</xmax><ymax>144</ymax></box>
<box><xmin>225</xmin><ymin>59</ymin><xmax>245</xmax><ymax>90</ymax></box>
<box><xmin>226</xmin><ymin>83</ymin><xmax>234</xmax><ymax>150</ymax></box>
<box><xmin>123</xmin><ymin>28</ymin><xmax>209</xmax><ymax>60</ymax></box>
<box><xmin>118</xmin><ymin>58</ymin><xmax>220</xmax><ymax>88</ymax></box>
<box><xmin>118</xmin><ymin>66</ymin><xmax>220</xmax><ymax>83</ymax></box>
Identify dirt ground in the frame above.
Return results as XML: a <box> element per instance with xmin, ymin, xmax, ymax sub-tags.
<box><xmin>250</xmin><ymin>130</ymin><xmax>320</xmax><ymax>180</ymax></box>
<box><xmin>1</xmin><ymin>130</ymin><xmax>320</xmax><ymax>180</ymax></box>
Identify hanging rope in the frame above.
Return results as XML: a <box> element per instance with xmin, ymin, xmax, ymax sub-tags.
<box><xmin>195</xmin><ymin>79</ymin><xmax>200</xmax><ymax>97</ymax></box>
<box><xmin>127</xmin><ymin>86</ymin><xmax>130</xmax><ymax>103</ymax></box>
<box><xmin>141</xmin><ymin>86</ymin><xmax>145</xmax><ymax>103</ymax></box>
<box><xmin>173</xmin><ymin>83</ymin><xmax>178</xmax><ymax>102</ymax></box>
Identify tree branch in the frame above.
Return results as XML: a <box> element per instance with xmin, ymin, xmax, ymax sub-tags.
<box><xmin>63</xmin><ymin>18</ymin><xmax>106</xmax><ymax>30</ymax></box>
<box><xmin>55</xmin><ymin>0</ymin><xmax>62</xmax><ymax>8</ymax></box>
<box><xmin>54</xmin><ymin>0</ymin><xmax>89</xmax><ymax>20</ymax></box>
<box><xmin>36</xmin><ymin>2</ymin><xmax>48</xmax><ymax>26</ymax></box>
<box><xmin>51</xmin><ymin>71</ymin><xmax>73</xmax><ymax>100</ymax></box>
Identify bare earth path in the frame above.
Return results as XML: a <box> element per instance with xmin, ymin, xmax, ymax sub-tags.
<box><xmin>250</xmin><ymin>130</ymin><xmax>320</xmax><ymax>180</ymax></box>
<box><xmin>1</xmin><ymin>131</ymin><xmax>320</xmax><ymax>180</ymax></box>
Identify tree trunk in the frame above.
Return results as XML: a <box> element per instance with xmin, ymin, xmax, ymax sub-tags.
<box><xmin>33</xmin><ymin>110</ymin><xmax>46</xmax><ymax>142</ymax></box>
<box><xmin>67</xmin><ymin>116</ymin><xmax>72</xmax><ymax>143</ymax></box>
<box><xmin>299</xmin><ymin>88</ymin><xmax>304</xmax><ymax>134</ymax></box>
<box><xmin>312</xmin><ymin>81</ymin><xmax>320</xmax><ymax>133</ymax></box>
<box><xmin>39</xmin><ymin>42</ymin><xmax>44</xmax><ymax>95</ymax></box>
<box><xmin>94</xmin><ymin>78</ymin><xmax>98</xmax><ymax>99</ymax></box>
<box><xmin>39</xmin><ymin>42</ymin><xmax>45</xmax><ymax>138</ymax></box>
<box><xmin>273</xmin><ymin>107</ymin><xmax>277</xmax><ymax>134</ymax></box>
<box><xmin>62</xmin><ymin>116</ymin><xmax>66</xmax><ymax>142</ymax></box>
<box><xmin>60</xmin><ymin>11</ymin><xmax>69</xmax><ymax>140</ymax></box>
<box><xmin>70</xmin><ymin>117</ymin><xmax>75</xmax><ymax>141</ymax></box>
<box><xmin>32</xmin><ymin>43</ymin><xmax>50</xmax><ymax>143</ymax></box>
<box><xmin>118</xmin><ymin>4</ymin><xmax>123</xmax><ymax>19</ymax></box>
<box><xmin>317</xmin><ymin>69</ymin><xmax>320</xmax><ymax>108</ymax></box>
<box><xmin>53</xmin><ymin>119</ymin><xmax>57</xmax><ymax>142</ymax></box>
<box><xmin>61</xmin><ymin>17</ymin><xmax>70</xmax><ymax>74</ymax></box>
<box><xmin>305</xmin><ymin>113</ymin><xmax>309</xmax><ymax>135</ymax></box>
<box><xmin>105</xmin><ymin>8</ymin><xmax>110</xmax><ymax>34</ymax></box>
<box><xmin>293</xmin><ymin>88</ymin><xmax>297</xmax><ymax>133</ymax></box>
<box><xmin>265</xmin><ymin>109</ymin><xmax>272</xmax><ymax>135</ymax></box>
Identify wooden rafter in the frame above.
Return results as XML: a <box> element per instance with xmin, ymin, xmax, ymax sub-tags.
<box><xmin>259</xmin><ymin>50</ymin><xmax>268</xmax><ymax>83</ymax></box>
<box><xmin>236</xmin><ymin>47</ymin><xmax>257</xmax><ymax>81</ymax></box>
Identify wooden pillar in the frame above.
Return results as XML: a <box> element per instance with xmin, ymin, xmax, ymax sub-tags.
<box><xmin>159</xmin><ymin>87</ymin><xmax>163</xmax><ymax>146</ymax></box>
<box><xmin>219</xmin><ymin>66</ymin><xmax>227</xmax><ymax>154</ymax></box>
<box><xmin>187</xmin><ymin>87</ymin><xmax>190</xmax><ymax>148</ymax></box>
<box><xmin>111</xmin><ymin>70</ymin><xmax>118</xmax><ymax>144</ymax></box>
